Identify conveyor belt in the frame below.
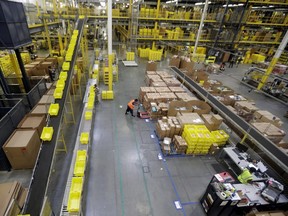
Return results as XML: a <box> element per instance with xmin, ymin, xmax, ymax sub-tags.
<box><xmin>170</xmin><ymin>66</ymin><xmax>288</xmax><ymax>173</ymax></box>
<box><xmin>22</xmin><ymin>18</ymin><xmax>85</xmax><ymax>216</ymax></box>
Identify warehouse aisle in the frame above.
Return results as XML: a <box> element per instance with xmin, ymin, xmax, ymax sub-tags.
<box><xmin>83</xmin><ymin>59</ymin><xmax>216</xmax><ymax>216</ymax></box>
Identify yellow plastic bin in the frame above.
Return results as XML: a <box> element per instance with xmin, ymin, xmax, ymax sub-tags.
<box><xmin>73</xmin><ymin>160</ymin><xmax>86</xmax><ymax>177</ymax></box>
<box><xmin>56</xmin><ymin>80</ymin><xmax>65</xmax><ymax>89</ymax></box>
<box><xmin>59</xmin><ymin>71</ymin><xmax>68</xmax><ymax>81</ymax></box>
<box><xmin>40</xmin><ymin>127</ymin><xmax>54</xmax><ymax>141</ymax></box>
<box><xmin>67</xmin><ymin>191</ymin><xmax>81</xmax><ymax>212</ymax></box>
<box><xmin>85</xmin><ymin>111</ymin><xmax>92</xmax><ymax>120</ymax></box>
<box><xmin>76</xmin><ymin>150</ymin><xmax>87</xmax><ymax>161</ymax></box>
<box><xmin>48</xmin><ymin>103</ymin><xmax>60</xmax><ymax>116</ymax></box>
<box><xmin>80</xmin><ymin>132</ymin><xmax>89</xmax><ymax>144</ymax></box>
<box><xmin>53</xmin><ymin>88</ymin><xmax>64</xmax><ymax>99</ymax></box>
<box><xmin>71</xmin><ymin>177</ymin><xmax>83</xmax><ymax>193</ymax></box>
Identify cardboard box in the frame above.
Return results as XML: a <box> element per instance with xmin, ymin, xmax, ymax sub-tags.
<box><xmin>169</xmin><ymin>87</ymin><xmax>186</xmax><ymax>93</ymax></box>
<box><xmin>253</xmin><ymin>110</ymin><xmax>283</xmax><ymax>128</ymax></box>
<box><xmin>138</xmin><ymin>87</ymin><xmax>156</xmax><ymax>103</ymax></box>
<box><xmin>154</xmin><ymin>87</ymin><xmax>171</xmax><ymax>93</ymax></box>
<box><xmin>38</xmin><ymin>94</ymin><xmax>55</xmax><ymax>105</ymax></box>
<box><xmin>156</xmin><ymin>71</ymin><xmax>173</xmax><ymax>79</ymax></box>
<box><xmin>251</xmin><ymin>122</ymin><xmax>286</xmax><ymax>144</ymax></box>
<box><xmin>146</xmin><ymin>71</ymin><xmax>156</xmax><ymax>75</ymax></box>
<box><xmin>235</xmin><ymin>101</ymin><xmax>259</xmax><ymax>113</ymax></box>
<box><xmin>176</xmin><ymin>112</ymin><xmax>205</xmax><ymax>129</ymax></box>
<box><xmin>146</xmin><ymin>61</ymin><xmax>157</xmax><ymax>71</ymax></box>
<box><xmin>168</xmin><ymin>100</ymin><xmax>193</xmax><ymax>116</ymax></box>
<box><xmin>209</xmin><ymin>143</ymin><xmax>220</xmax><ymax>155</ymax></box>
<box><xmin>190</xmin><ymin>100</ymin><xmax>211</xmax><ymax>115</ymax></box>
<box><xmin>30</xmin><ymin>104</ymin><xmax>50</xmax><ymax>115</ymax></box>
<box><xmin>17</xmin><ymin>114</ymin><xmax>46</xmax><ymax>136</ymax></box>
<box><xmin>175</xmin><ymin>93</ymin><xmax>198</xmax><ymax>102</ymax></box>
<box><xmin>173</xmin><ymin>135</ymin><xmax>188</xmax><ymax>154</ymax></box>
<box><xmin>201</xmin><ymin>114</ymin><xmax>223</xmax><ymax>131</ymax></box>
<box><xmin>169</xmin><ymin>56</ymin><xmax>180</xmax><ymax>68</ymax></box>
<box><xmin>162</xmin><ymin>78</ymin><xmax>182</xmax><ymax>87</ymax></box>
<box><xmin>3</xmin><ymin>129</ymin><xmax>41</xmax><ymax>169</ymax></box>
<box><xmin>151</xmin><ymin>81</ymin><xmax>167</xmax><ymax>87</ymax></box>
<box><xmin>0</xmin><ymin>181</ymin><xmax>26</xmax><ymax>216</ymax></box>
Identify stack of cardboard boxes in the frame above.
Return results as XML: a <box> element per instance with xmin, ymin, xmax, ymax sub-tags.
<box><xmin>251</xmin><ymin>122</ymin><xmax>286</xmax><ymax>144</ymax></box>
<box><xmin>0</xmin><ymin>181</ymin><xmax>28</xmax><ymax>216</ymax></box>
<box><xmin>253</xmin><ymin>110</ymin><xmax>283</xmax><ymax>127</ymax></box>
<box><xmin>201</xmin><ymin>114</ymin><xmax>223</xmax><ymax>131</ymax></box>
<box><xmin>234</xmin><ymin>101</ymin><xmax>259</xmax><ymax>122</ymax></box>
<box><xmin>156</xmin><ymin>117</ymin><xmax>182</xmax><ymax>139</ymax></box>
<box><xmin>173</xmin><ymin>135</ymin><xmax>188</xmax><ymax>154</ymax></box>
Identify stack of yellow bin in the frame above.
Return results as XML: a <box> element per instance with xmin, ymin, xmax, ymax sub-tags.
<box><xmin>182</xmin><ymin>125</ymin><xmax>230</xmax><ymax>155</ymax></box>
<box><xmin>126</xmin><ymin>52</ymin><xmax>135</xmax><ymax>61</ymax></box>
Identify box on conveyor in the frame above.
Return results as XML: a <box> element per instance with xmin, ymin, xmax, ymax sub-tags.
<box><xmin>156</xmin><ymin>116</ymin><xmax>181</xmax><ymax>139</ymax></box>
<box><xmin>138</xmin><ymin>87</ymin><xmax>156</xmax><ymax>103</ymax></box>
<box><xmin>234</xmin><ymin>101</ymin><xmax>259</xmax><ymax>113</ymax></box>
<box><xmin>17</xmin><ymin>114</ymin><xmax>46</xmax><ymax>136</ymax></box>
<box><xmin>253</xmin><ymin>110</ymin><xmax>283</xmax><ymax>128</ymax></box>
<box><xmin>251</xmin><ymin>122</ymin><xmax>286</xmax><ymax>144</ymax></box>
<box><xmin>169</xmin><ymin>86</ymin><xmax>186</xmax><ymax>94</ymax></box>
<box><xmin>0</xmin><ymin>181</ymin><xmax>28</xmax><ymax>216</ymax></box>
<box><xmin>3</xmin><ymin>129</ymin><xmax>41</xmax><ymax>169</ymax></box>
<box><xmin>201</xmin><ymin>114</ymin><xmax>223</xmax><ymax>131</ymax></box>
<box><xmin>172</xmin><ymin>135</ymin><xmax>188</xmax><ymax>154</ymax></box>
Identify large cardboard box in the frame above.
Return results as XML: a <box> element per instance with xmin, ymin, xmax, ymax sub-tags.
<box><xmin>17</xmin><ymin>114</ymin><xmax>46</xmax><ymax>136</ymax></box>
<box><xmin>169</xmin><ymin>56</ymin><xmax>180</xmax><ymax>68</ymax></box>
<box><xmin>3</xmin><ymin>129</ymin><xmax>41</xmax><ymax>169</ymax></box>
<box><xmin>151</xmin><ymin>81</ymin><xmax>167</xmax><ymax>87</ymax></box>
<box><xmin>38</xmin><ymin>94</ymin><xmax>55</xmax><ymax>105</ymax></box>
<box><xmin>155</xmin><ymin>87</ymin><xmax>171</xmax><ymax>93</ymax></box>
<box><xmin>30</xmin><ymin>104</ymin><xmax>50</xmax><ymax>115</ymax></box>
<box><xmin>253</xmin><ymin>110</ymin><xmax>283</xmax><ymax>128</ymax></box>
<box><xmin>0</xmin><ymin>181</ymin><xmax>27</xmax><ymax>216</ymax></box>
<box><xmin>138</xmin><ymin>87</ymin><xmax>156</xmax><ymax>103</ymax></box>
<box><xmin>176</xmin><ymin>112</ymin><xmax>205</xmax><ymax>129</ymax></box>
<box><xmin>156</xmin><ymin>71</ymin><xmax>173</xmax><ymax>79</ymax></box>
<box><xmin>175</xmin><ymin>93</ymin><xmax>198</xmax><ymax>102</ymax></box>
<box><xmin>251</xmin><ymin>122</ymin><xmax>286</xmax><ymax>144</ymax></box>
<box><xmin>169</xmin><ymin>87</ymin><xmax>186</xmax><ymax>93</ymax></box>
<box><xmin>201</xmin><ymin>114</ymin><xmax>223</xmax><ymax>131</ymax></box>
<box><xmin>167</xmin><ymin>100</ymin><xmax>193</xmax><ymax>116</ymax></box>
<box><xmin>190</xmin><ymin>100</ymin><xmax>211</xmax><ymax>115</ymax></box>
<box><xmin>162</xmin><ymin>78</ymin><xmax>181</xmax><ymax>87</ymax></box>
<box><xmin>146</xmin><ymin>61</ymin><xmax>157</xmax><ymax>71</ymax></box>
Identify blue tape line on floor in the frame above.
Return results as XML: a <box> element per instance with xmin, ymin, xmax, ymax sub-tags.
<box><xmin>146</xmin><ymin>120</ymin><xmax>187</xmax><ymax>216</ymax></box>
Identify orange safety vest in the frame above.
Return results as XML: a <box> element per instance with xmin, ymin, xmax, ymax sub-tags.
<box><xmin>128</xmin><ymin>99</ymin><xmax>135</xmax><ymax>109</ymax></box>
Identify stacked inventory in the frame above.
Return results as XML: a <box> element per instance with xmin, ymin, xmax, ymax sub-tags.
<box><xmin>156</xmin><ymin>117</ymin><xmax>182</xmax><ymax>139</ymax></box>
<box><xmin>172</xmin><ymin>135</ymin><xmax>188</xmax><ymax>154</ymax></box>
<box><xmin>182</xmin><ymin>125</ymin><xmax>229</xmax><ymax>155</ymax></box>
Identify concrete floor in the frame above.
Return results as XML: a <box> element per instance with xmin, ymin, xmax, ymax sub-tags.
<box><xmin>1</xmin><ymin>51</ymin><xmax>288</xmax><ymax>216</ymax></box>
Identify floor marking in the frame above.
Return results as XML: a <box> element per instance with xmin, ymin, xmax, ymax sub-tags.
<box><xmin>181</xmin><ymin>201</ymin><xmax>200</xmax><ymax>206</ymax></box>
<box><xmin>174</xmin><ymin>201</ymin><xmax>182</xmax><ymax>210</ymax></box>
<box><xmin>158</xmin><ymin>153</ymin><xmax>163</xmax><ymax>160</ymax></box>
<box><xmin>150</xmin><ymin>134</ymin><xmax>155</xmax><ymax>138</ymax></box>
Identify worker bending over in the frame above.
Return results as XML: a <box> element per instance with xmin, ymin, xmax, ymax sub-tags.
<box><xmin>125</xmin><ymin>99</ymin><xmax>138</xmax><ymax>117</ymax></box>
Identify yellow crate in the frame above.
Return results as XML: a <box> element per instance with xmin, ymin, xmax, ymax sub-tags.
<box><xmin>76</xmin><ymin>150</ymin><xmax>87</xmax><ymax>161</ymax></box>
<box><xmin>53</xmin><ymin>88</ymin><xmax>64</xmax><ymax>99</ymax></box>
<box><xmin>80</xmin><ymin>132</ymin><xmax>89</xmax><ymax>144</ymax></box>
<box><xmin>40</xmin><ymin>127</ymin><xmax>54</xmax><ymax>141</ymax></box>
<box><xmin>67</xmin><ymin>191</ymin><xmax>81</xmax><ymax>212</ymax></box>
<box><xmin>106</xmin><ymin>90</ymin><xmax>114</xmax><ymax>99</ymax></box>
<box><xmin>85</xmin><ymin>111</ymin><xmax>92</xmax><ymax>120</ymax></box>
<box><xmin>73</xmin><ymin>160</ymin><xmax>86</xmax><ymax>177</ymax></box>
<box><xmin>102</xmin><ymin>91</ymin><xmax>107</xmax><ymax>99</ymax></box>
<box><xmin>56</xmin><ymin>79</ymin><xmax>65</xmax><ymax>89</ymax></box>
<box><xmin>48</xmin><ymin>103</ymin><xmax>60</xmax><ymax>116</ymax></box>
<box><xmin>62</xmin><ymin>62</ymin><xmax>70</xmax><ymax>71</ymax></box>
<box><xmin>87</xmin><ymin>101</ymin><xmax>94</xmax><ymax>109</ymax></box>
<box><xmin>59</xmin><ymin>71</ymin><xmax>68</xmax><ymax>81</ymax></box>
<box><xmin>70</xmin><ymin>177</ymin><xmax>83</xmax><ymax>193</ymax></box>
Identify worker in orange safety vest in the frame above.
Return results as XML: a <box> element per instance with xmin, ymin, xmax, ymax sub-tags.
<box><xmin>125</xmin><ymin>99</ymin><xmax>138</xmax><ymax>117</ymax></box>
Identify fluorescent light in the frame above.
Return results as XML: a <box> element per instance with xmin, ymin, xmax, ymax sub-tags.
<box><xmin>166</xmin><ymin>0</ymin><xmax>177</xmax><ymax>3</ymax></box>
<box><xmin>100</xmin><ymin>2</ymin><xmax>106</xmax><ymax>7</ymax></box>
<box><xmin>223</xmin><ymin>3</ymin><xmax>244</xmax><ymax>7</ymax></box>
<box><xmin>195</xmin><ymin>1</ymin><xmax>211</xmax><ymax>5</ymax></box>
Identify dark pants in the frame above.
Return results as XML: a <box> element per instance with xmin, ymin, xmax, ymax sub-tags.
<box><xmin>125</xmin><ymin>106</ymin><xmax>134</xmax><ymax>116</ymax></box>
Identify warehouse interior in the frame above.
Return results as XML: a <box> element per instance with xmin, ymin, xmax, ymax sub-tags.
<box><xmin>0</xmin><ymin>0</ymin><xmax>288</xmax><ymax>216</ymax></box>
